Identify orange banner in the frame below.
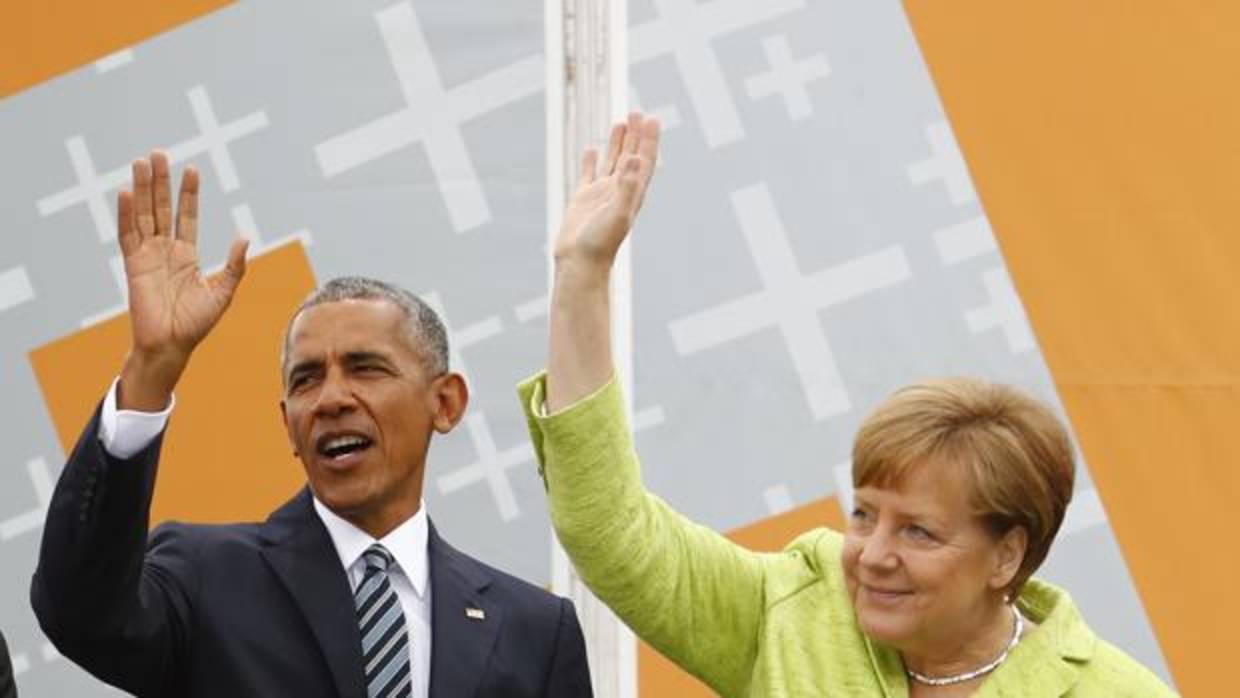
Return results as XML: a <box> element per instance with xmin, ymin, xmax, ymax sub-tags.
<box><xmin>1</xmin><ymin>0</ymin><xmax>234</xmax><ymax>98</ymax></box>
<box><xmin>905</xmin><ymin>2</ymin><xmax>1240</xmax><ymax>693</ymax></box>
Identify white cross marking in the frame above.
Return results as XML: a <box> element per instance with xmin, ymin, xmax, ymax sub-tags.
<box><xmin>183</xmin><ymin>85</ymin><xmax>268</xmax><ymax>193</ymax></box>
<box><xmin>316</xmin><ymin>2</ymin><xmax>543</xmax><ymax>233</ymax></box>
<box><xmin>436</xmin><ymin>403</ymin><xmax>664</xmax><ymax>523</ymax></box>
<box><xmin>108</xmin><ymin>254</ymin><xmax>127</xmax><ymax>300</ymax></box>
<box><xmin>420</xmin><ymin>292</ymin><xmax>504</xmax><ymax>384</ymax></box>
<box><xmin>907</xmin><ymin>120</ymin><xmax>977</xmax><ymax>206</ymax></box>
<box><xmin>831</xmin><ymin>460</ymin><xmax>854</xmax><ymax>515</ymax></box>
<box><xmin>934</xmin><ymin>215</ymin><xmax>997</xmax><ymax>265</ymax></box>
<box><xmin>965</xmin><ymin>267</ymin><xmax>1036</xmax><ymax>354</ymax></box>
<box><xmin>632</xmin><ymin>0</ymin><xmax>806</xmax><ymax>148</ymax></box>
<box><xmin>37</xmin><ymin>136</ymin><xmax>117</xmax><ymax>242</ymax></box>
<box><xmin>745</xmin><ymin>35</ymin><xmax>829</xmax><ymax>121</ymax></box>
<box><xmin>763</xmin><ymin>484</ymin><xmax>795</xmax><ymax>515</ymax></box>
<box><xmin>41</xmin><ymin>642</ymin><xmax>60</xmax><ymax>662</ymax></box>
<box><xmin>632</xmin><ymin>405</ymin><xmax>666</xmax><ymax>432</ymax></box>
<box><xmin>629</xmin><ymin>85</ymin><xmax>682</xmax><ymax>131</ymax></box>
<box><xmin>38</xmin><ymin>88</ymin><xmax>269</xmax><ymax>242</ymax></box>
<box><xmin>230</xmin><ymin>203</ymin><xmax>264</xmax><ymax>246</ymax></box>
<box><xmin>0</xmin><ymin>266</ymin><xmax>35</xmax><ymax>312</ymax></box>
<box><xmin>669</xmin><ymin>184</ymin><xmax>912</xmax><ymax>420</ymax></box>
<box><xmin>228</xmin><ymin>203</ymin><xmax>316</xmax><ymax>256</ymax></box>
<box><xmin>95</xmin><ymin>48</ymin><xmax>135</xmax><ymax>73</ymax></box>
<box><xmin>513</xmin><ymin>294</ymin><xmax>548</xmax><ymax>323</ymax></box>
<box><xmin>11</xmin><ymin>653</ymin><xmax>30</xmax><ymax>677</ymax></box>
<box><xmin>437</xmin><ymin>412</ymin><xmax>531</xmax><ymax>522</ymax></box>
<box><xmin>0</xmin><ymin>458</ymin><xmax>56</xmax><ymax>540</ymax></box>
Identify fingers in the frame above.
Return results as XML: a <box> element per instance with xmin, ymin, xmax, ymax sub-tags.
<box><xmin>637</xmin><ymin>116</ymin><xmax>661</xmax><ymax>170</ymax></box>
<box><xmin>212</xmin><ymin>236</ymin><xmax>250</xmax><ymax>301</ymax></box>
<box><xmin>176</xmin><ymin>166</ymin><xmax>199</xmax><ymax>245</ymax></box>
<box><xmin>616</xmin><ymin>154</ymin><xmax>643</xmax><ymax>207</ymax></box>
<box><xmin>618</xmin><ymin>111</ymin><xmax>641</xmax><ymax>162</ymax></box>
<box><xmin>603</xmin><ymin>122</ymin><xmax>625</xmax><ymax>175</ymax></box>
<box><xmin>117</xmin><ymin>190</ymin><xmax>138</xmax><ymax>258</ymax></box>
<box><xmin>151</xmin><ymin>152</ymin><xmax>173</xmax><ymax>236</ymax></box>
<box><xmin>132</xmin><ymin>159</ymin><xmax>156</xmax><ymax>239</ymax></box>
<box><xmin>579</xmin><ymin>148</ymin><xmax>599</xmax><ymax>185</ymax></box>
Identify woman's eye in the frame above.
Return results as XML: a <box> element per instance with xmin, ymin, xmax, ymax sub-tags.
<box><xmin>906</xmin><ymin>525</ymin><xmax>933</xmax><ymax>541</ymax></box>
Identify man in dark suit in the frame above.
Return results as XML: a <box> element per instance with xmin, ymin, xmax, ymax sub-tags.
<box><xmin>30</xmin><ymin>152</ymin><xmax>591</xmax><ymax>697</ymax></box>
<box><xmin>0</xmin><ymin>630</ymin><xmax>16</xmax><ymax>698</ymax></box>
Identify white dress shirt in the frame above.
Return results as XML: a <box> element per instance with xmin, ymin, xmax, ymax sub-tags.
<box><xmin>99</xmin><ymin>378</ymin><xmax>433</xmax><ymax>697</ymax></box>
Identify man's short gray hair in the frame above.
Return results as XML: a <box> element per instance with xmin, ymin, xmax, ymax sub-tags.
<box><xmin>282</xmin><ymin>277</ymin><xmax>449</xmax><ymax>376</ymax></box>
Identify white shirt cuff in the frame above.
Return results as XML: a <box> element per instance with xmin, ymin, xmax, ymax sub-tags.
<box><xmin>99</xmin><ymin>377</ymin><xmax>175</xmax><ymax>459</ymax></box>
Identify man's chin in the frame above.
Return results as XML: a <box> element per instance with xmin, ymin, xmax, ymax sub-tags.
<box><xmin>308</xmin><ymin>481</ymin><xmax>371</xmax><ymax>515</ymax></box>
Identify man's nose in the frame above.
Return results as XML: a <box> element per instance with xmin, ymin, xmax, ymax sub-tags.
<box><xmin>313</xmin><ymin>369</ymin><xmax>357</xmax><ymax>415</ymax></box>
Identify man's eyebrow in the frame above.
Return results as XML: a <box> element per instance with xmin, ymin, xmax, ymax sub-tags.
<box><xmin>343</xmin><ymin>350</ymin><xmax>393</xmax><ymax>364</ymax></box>
<box><xmin>286</xmin><ymin>358</ymin><xmax>323</xmax><ymax>378</ymax></box>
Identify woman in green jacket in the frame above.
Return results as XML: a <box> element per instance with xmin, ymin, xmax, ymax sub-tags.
<box><xmin>523</xmin><ymin>111</ymin><xmax>1176</xmax><ymax>697</ymax></box>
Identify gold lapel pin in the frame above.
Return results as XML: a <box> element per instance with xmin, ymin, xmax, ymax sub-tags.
<box><xmin>466</xmin><ymin>607</ymin><xmax>485</xmax><ymax>620</ymax></box>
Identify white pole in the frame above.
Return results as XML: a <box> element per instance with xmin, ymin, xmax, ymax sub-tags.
<box><xmin>545</xmin><ymin>0</ymin><xmax>637</xmax><ymax>696</ymax></box>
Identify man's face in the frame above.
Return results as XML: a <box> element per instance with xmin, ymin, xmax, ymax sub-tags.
<box><xmin>280</xmin><ymin>298</ymin><xmax>464</xmax><ymax>536</ymax></box>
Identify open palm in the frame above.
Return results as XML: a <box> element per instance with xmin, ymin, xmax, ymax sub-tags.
<box><xmin>119</xmin><ymin>153</ymin><xmax>248</xmax><ymax>368</ymax></box>
<box><xmin>555</xmin><ymin>113</ymin><xmax>660</xmax><ymax>270</ymax></box>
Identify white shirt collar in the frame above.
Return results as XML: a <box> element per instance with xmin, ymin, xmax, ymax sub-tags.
<box><xmin>311</xmin><ymin>497</ymin><xmax>430</xmax><ymax>599</ymax></box>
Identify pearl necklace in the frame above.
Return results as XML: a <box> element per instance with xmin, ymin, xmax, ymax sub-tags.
<box><xmin>905</xmin><ymin>605</ymin><xmax>1024</xmax><ymax>687</ymax></box>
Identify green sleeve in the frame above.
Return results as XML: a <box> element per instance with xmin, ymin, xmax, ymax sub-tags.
<box><xmin>519</xmin><ymin>372</ymin><xmax>766</xmax><ymax>696</ymax></box>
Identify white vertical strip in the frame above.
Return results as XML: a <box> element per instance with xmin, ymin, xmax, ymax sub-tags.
<box><xmin>607</xmin><ymin>4</ymin><xmax>638</xmax><ymax>697</ymax></box>
<box><xmin>547</xmin><ymin>1</ymin><xmax>638</xmax><ymax>696</ymax></box>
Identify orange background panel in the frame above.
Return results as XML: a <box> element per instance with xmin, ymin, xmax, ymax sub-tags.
<box><xmin>639</xmin><ymin>496</ymin><xmax>846</xmax><ymax>696</ymax></box>
<box><xmin>0</xmin><ymin>0</ymin><xmax>234</xmax><ymax>98</ymax></box>
<box><xmin>904</xmin><ymin>1</ymin><xmax>1240</xmax><ymax>693</ymax></box>
<box><xmin>29</xmin><ymin>242</ymin><xmax>317</xmax><ymax>525</ymax></box>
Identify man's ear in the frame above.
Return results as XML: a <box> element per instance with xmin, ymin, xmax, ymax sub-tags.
<box><xmin>990</xmin><ymin>525</ymin><xmax>1029</xmax><ymax>592</ymax></box>
<box><xmin>432</xmin><ymin>373</ymin><xmax>469</xmax><ymax>433</ymax></box>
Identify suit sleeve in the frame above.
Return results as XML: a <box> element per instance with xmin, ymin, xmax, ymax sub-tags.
<box><xmin>29</xmin><ymin>404</ymin><xmax>195</xmax><ymax>697</ymax></box>
<box><xmin>519</xmin><ymin>373</ymin><xmax>766</xmax><ymax>697</ymax></box>
<box><xmin>543</xmin><ymin>598</ymin><xmax>592</xmax><ymax>698</ymax></box>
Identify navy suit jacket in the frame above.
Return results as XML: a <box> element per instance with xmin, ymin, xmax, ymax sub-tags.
<box><xmin>30</xmin><ymin>408</ymin><xmax>591</xmax><ymax>697</ymax></box>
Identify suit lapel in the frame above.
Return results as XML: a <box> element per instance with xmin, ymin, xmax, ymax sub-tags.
<box><xmin>259</xmin><ymin>489</ymin><xmax>367</xmax><ymax>698</ymax></box>
<box><xmin>428</xmin><ymin>522</ymin><xmax>501</xmax><ymax>698</ymax></box>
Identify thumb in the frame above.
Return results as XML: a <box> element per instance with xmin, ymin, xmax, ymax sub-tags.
<box><xmin>212</xmin><ymin>236</ymin><xmax>250</xmax><ymax>299</ymax></box>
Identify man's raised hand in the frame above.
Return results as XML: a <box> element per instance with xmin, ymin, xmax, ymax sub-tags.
<box><xmin>117</xmin><ymin>152</ymin><xmax>249</xmax><ymax>410</ymax></box>
<box><xmin>554</xmin><ymin>112</ymin><xmax>660</xmax><ymax>274</ymax></box>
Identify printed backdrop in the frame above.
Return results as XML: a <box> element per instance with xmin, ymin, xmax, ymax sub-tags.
<box><xmin>2</xmin><ymin>0</ymin><xmax>1206</xmax><ymax>694</ymax></box>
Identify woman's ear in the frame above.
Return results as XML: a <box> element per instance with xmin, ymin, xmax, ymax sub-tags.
<box><xmin>991</xmin><ymin>525</ymin><xmax>1028</xmax><ymax>591</ymax></box>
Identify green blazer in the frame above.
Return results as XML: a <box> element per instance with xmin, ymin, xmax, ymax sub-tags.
<box><xmin>519</xmin><ymin>373</ymin><xmax>1176</xmax><ymax>697</ymax></box>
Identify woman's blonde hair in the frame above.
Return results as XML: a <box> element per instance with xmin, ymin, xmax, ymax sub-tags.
<box><xmin>852</xmin><ymin>378</ymin><xmax>1075</xmax><ymax>597</ymax></box>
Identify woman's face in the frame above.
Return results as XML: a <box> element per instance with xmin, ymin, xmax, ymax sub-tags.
<box><xmin>841</xmin><ymin>461</ymin><xmax>1023</xmax><ymax>655</ymax></box>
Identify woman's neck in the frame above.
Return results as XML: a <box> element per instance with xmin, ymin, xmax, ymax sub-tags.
<box><xmin>901</xmin><ymin>601</ymin><xmax>1017</xmax><ymax>681</ymax></box>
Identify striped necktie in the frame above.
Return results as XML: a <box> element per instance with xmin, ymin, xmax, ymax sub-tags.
<box><xmin>355</xmin><ymin>544</ymin><xmax>412</xmax><ymax>698</ymax></box>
